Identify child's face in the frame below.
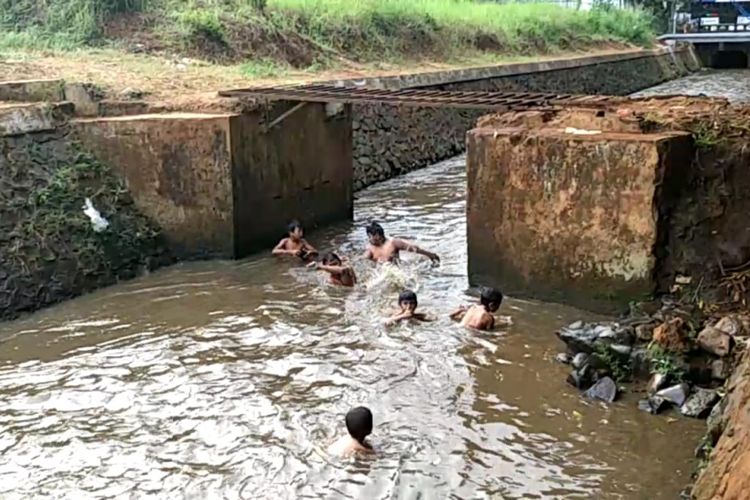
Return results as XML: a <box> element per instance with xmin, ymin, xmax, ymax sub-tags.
<box><xmin>289</xmin><ymin>227</ymin><xmax>303</xmax><ymax>241</ymax></box>
<box><xmin>400</xmin><ymin>300</ymin><xmax>417</xmax><ymax>313</ymax></box>
<box><xmin>368</xmin><ymin>233</ymin><xmax>385</xmax><ymax>246</ymax></box>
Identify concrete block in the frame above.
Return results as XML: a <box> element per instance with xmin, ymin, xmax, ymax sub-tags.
<box><xmin>73</xmin><ymin>102</ymin><xmax>353</xmax><ymax>259</ymax></box>
<box><xmin>0</xmin><ymin>102</ymin><xmax>73</xmax><ymax>136</ymax></box>
<box><xmin>466</xmin><ymin>126</ymin><xmax>692</xmax><ymax>312</ymax></box>
<box><xmin>0</xmin><ymin>79</ymin><xmax>64</xmax><ymax>102</ymax></box>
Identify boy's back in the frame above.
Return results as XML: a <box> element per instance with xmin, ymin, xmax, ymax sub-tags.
<box><xmin>460</xmin><ymin>305</ymin><xmax>495</xmax><ymax>330</ymax></box>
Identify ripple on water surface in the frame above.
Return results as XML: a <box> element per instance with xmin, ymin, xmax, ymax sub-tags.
<box><xmin>0</xmin><ymin>157</ymin><xmax>703</xmax><ymax>499</ymax></box>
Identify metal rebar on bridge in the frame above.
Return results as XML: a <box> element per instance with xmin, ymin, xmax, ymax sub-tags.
<box><xmin>218</xmin><ymin>84</ymin><xmax>621</xmax><ymax>111</ymax></box>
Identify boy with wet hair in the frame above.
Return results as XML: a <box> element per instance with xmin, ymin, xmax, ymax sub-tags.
<box><xmin>364</xmin><ymin>221</ymin><xmax>439</xmax><ymax>265</ymax></box>
<box><xmin>385</xmin><ymin>289</ymin><xmax>431</xmax><ymax>325</ymax></box>
<box><xmin>272</xmin><ymin>220</ymin><xmax>318</xmax><ymax>261</ymax></box>
<box><xmin>328</xmin><ymin>406</ymin><xmax>375</xmax><ymax>457</ymax></box>
<box><xmin>308</xmin><ymin>252</ymin><xmax>357</xmax><ymax>287</ymax></box>
<box><xmin>450</xmin><ymin>287</ymin><xmax>509</xmax><ymax>331</ymax></box>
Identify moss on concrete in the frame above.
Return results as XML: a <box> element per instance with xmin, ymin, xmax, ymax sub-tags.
<box><xmin>0</xmin><ymin>128</ymin><xmax>172</xmax><ymax>320</ymax></box>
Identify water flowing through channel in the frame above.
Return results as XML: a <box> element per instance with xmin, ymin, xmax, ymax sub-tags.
<box><xmin>0</xmin><ymin>156</ymin><xmax>704</xmax><ymax>499</ymax></box>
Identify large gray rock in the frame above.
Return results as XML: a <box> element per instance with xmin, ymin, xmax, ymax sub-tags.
<box><xmin>583</xmin><ymin>376</ymin><xmax>618</xmax><ymax>403</ymax></box>
<box><xmin>706</xmin><ymin>397</ymin><xmax>726</xmax><ymax>444</ymax></box>
<box><xmin>656</xmin><ymin>383</ymin><xmax>691</xmax><ymax>407</ymax></box>
<box><xmin>680</xmin><ymin>387</ymin><xmax>720</xmax><ymax>419</ymax></box>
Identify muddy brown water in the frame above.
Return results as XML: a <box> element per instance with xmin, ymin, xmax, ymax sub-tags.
<box><xmin>0</xmin><ymin>156</ymin><xmax>704</xmax><ymax>499</ymax></box>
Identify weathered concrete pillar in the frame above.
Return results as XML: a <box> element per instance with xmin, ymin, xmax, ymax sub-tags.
<box><xmin>74</xmin><ymin>102</ymin><xmax>352</xmax><ymax>259</ymax></box>
<box><xmin>467</xmin><ymin>126</ymin><xmax>692</xmax><ymax>312</ymax></box>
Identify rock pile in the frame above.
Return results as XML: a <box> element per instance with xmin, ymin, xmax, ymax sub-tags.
<box><xmin>555</xmin><ymin>298</ymin><xmax>749</xmax><ymax>424</ymax></box>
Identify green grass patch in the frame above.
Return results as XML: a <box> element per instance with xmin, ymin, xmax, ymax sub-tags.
<box><xmin>0</xmin><ymin>0</ymin><xmax>656</xmax><ymax>67</ymax></box>
<box><xmin>240</xmin><ymin>58</ymin><xmax>291</xmax><ymax>78</ymax></box>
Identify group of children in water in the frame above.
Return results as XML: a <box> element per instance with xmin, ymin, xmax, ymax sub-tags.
<box><xmin>273</xmin><ymin>219</ymin><xmax>507</xmax><ymax>457</ymax></box>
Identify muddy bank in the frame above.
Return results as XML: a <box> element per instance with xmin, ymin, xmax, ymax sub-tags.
<box><xmin>0</xmin><ymin>125</ymin><xmax>171</xmax><ymax>321</ymax></box>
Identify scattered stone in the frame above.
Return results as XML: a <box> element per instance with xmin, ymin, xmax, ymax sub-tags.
<box><xmin>597</xmin><ymin>324</ymin><xmax>634</xmax><ymax>345</ymax></box>
<box><xmin>652</xmin><ymin>318</ymin><xmax>691</xmax><ymax>353</ymax></box>
<box><xmin>697</xmin><ymin>324</ymin><xmax>734</xmax><ymax>357</ymax></box>
<box><xmin>555</xmin><ymin>353</ymin><xmax>572</xmax><ymax>364</ymax></box>
<box><xmin>635</xmin><ymin>323</ymin><xmax>655</xmax><ymax>342</ymax></box>
<box><xmin>557</xmin><ymin>322</ymin><xmax>599</xmax><ymax>354</ymax></box>
<box><xmin>566</xmin><ymin>365</ymin><xmax>594</xmax><ymax>390</ymax></box>
<box><xmin>609</xmin><ymin>344</ymin><xmax>632</xmax><ymax>359</ymax></box>
<box><xmin>583</xmin><ymin>376</ymin><xmax>618</xmax><ymax>403</ymax></box>
<box><xmin>572</xmin><ymin>352</ymin><xmax>589</xmax><ymax>369</ymax></box>
<box><xmin>638</xmin><ymin>396</ymin><xmax>670</xmax><ymax>415</ymax></box>
<box><xmin>714</xmin><ymin>315</ymin><xmax>744</xmax><ymax>337</ymax></box>
<box><xmin>656</xmin><ymin>383</ymin><xmax>691</xmax><ymax>407</ymax></box>
<box><xmin>711</xmin><ymin>359</ymin><xmax>731</xmax><ymax>380</ymax></box>
<box><xmin>680</xmin><ymin>387</ymin><xmax>720</xmax><ymax>418</ymax></box>
<box><xmin>647</xmin><ymin>372</ymin><xmax>669</xmax><ymax>395</ymax></box>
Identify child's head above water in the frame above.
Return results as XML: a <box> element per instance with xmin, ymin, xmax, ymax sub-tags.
<box><xmin>322</xmin><ymin>252</ymin><xmax>342</xmax><ymax>266</ymax></box>
<box><xmin>345</xmin><ymin>406</ymin><xmax>373</xmax><ymax>444</ymax></box>
<box><xmin>366</xmin><ymin>221</ymin><xmax>386</xmax><ymax>246</ymax></box>
<box><xmin>398</xmin><ymin>289</ymin><xmax>418</xmax><ymax>312</ymax></box>
<box><xmin>480</xmin><ymin>287</ymin><xmax>504</xmax><ymax>312</ymax></box>
<box><xmin>288</xmin><ymin>220</ymin><xmax>304</xmax><ymax>241</ymax></box>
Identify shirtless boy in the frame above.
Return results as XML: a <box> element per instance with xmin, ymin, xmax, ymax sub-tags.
<box><xmin>308</xmin><ymin>252</ymin><xmax>357</xmax><ymax>287</ymax></box>
<box><xmin>385</xmin><ymin>290</ymin><xmax>432</xmax><ymax>326</ymax></box>
<box><xmin>364</xmin><ymin>222</ymin><xmax>439</xmax><ymax>264</ymax></box>
<box><xmin>272</xmin><ymin>220</ymin><xmax>318</xmax><ymax>261</ymax></box>
<box><xmin>450</xmin><ymin>288</ymin><xmax>508</xmax><ymax>331</ymax></box>
<box><xmin>328</xmin><ymin>406</ymin><xmax>375</xmax><ymax>457</ymax></box>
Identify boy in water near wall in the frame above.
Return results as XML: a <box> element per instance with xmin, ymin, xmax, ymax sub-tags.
<box><xmin>364</xmin><ymin>222</ymin><xmax>440</xmax><ymax>265</ymax></box>
<box><xmin>450</xmin><ymin>288</ymin><xmax>510</xmax><ymax>331</ymax></box>
<box><xmin>328</xmin><ymin>406</ymin><xmax>375</xmax><ymax>457</ymax></box>
<box><xmin>308</xmin><ymin>252</ymin><xmax>357</xmax><ymax>287</ymax></box>
<box><xmin>272</xmin><ymin>220</ymin><xmax>318</xmax><ymax>262</ymax></box>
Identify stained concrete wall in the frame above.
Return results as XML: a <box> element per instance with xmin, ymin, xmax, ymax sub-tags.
<box><xmin>74</xmin><ymin>104</ymin><xmax>353</xmax><ymax>259</ymax></box>
<box><xmin>466</xmin><ymin>126</ymin><xmax>693</xmax><ymax>312</ymax></box>
<box><xmin>352</xmin><ymin>47</ymin><xmax>700</xmax><ymax>190</ymax></box>
<box><xmin>230</xmin><ymin>101</ymin><xmax>353</xmax><ymax>257</ymax></box>
<box><xmin>75</xmin><ymin>113</ymin><xmax>237</xmax><ymax>259</ymax></box>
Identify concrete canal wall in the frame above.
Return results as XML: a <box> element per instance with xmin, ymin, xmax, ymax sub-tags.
<box><xmin>350</xmin><ymin>46</ymin><xmax>701</xmax><ymax>190</ymax></box>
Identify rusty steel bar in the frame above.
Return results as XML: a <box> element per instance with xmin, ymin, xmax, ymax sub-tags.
<box><xmin>218</xmin><ymin>84</ymin><xmax>621</xmax><ymax>111</ymax></box>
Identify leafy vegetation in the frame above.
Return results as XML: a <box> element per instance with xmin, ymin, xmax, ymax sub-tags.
<box><xmin>594</xmin><ymin>344</ymin><xmax>632</xmax><ymax>382</ymax></box>
<box><xmin>0</xmin><ymin>0</ymin><xmax>656</xmax><ymax>65</ymax></box>
<box><xmin>647</xmin><ymin>345</ymin><xmax>686</xmax><ymax>381</ymax></box>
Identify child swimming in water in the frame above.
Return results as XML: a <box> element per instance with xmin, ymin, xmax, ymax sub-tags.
<box><xmin>385</xmin><ymin>290</ymin><xmax>432</xmax><ymax>326</ymax></box>
<box><xmin>328</xmin><ymin>406</ymin><xmax>375</xmax><ymax>457</ymax></box>
<box><xmin>449</xmin><ymin>287</ymin><xmax>510</xmax><ymax>331</ymax></box>
<box><xmin>272</xmin><ymin>220</ymin><xmax>318</xmax><ymax>261</ymax></box>
<box><xmin>364</xmin><ymin>222</ymin><xmax>439</xmax><ymax>265</ymax></box>
<box><xmin>308</xmin><ymin>252</ymin><xmax>357</xmax><ymax>287</ymax></box>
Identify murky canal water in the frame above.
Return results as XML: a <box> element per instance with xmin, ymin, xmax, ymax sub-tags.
<box><xmin>632</xmin><ymin>68</ymin><xmax>750</xmax><ymax>103</ymax></box>
<box><xmin>0</xmin><ymin>157</ymin><xmax>703</xmax><ymax>499</ymax></box>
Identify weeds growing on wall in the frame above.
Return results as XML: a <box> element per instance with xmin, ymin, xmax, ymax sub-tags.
<box><xmin>0</xmin><ymin>131</ymin><xmax>171</xmax><ymax>320</ymax></box>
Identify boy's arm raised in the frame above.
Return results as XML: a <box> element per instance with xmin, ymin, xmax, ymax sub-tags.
<box><xmin>393</xmin><ymin>238</ymin><xmax>440</xmax><ymax>263</ymax></box>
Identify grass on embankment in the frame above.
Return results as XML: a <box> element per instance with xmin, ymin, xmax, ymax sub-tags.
<box><xmin>0</xmin><ymin>0</ymin><xmax>655</xmax><ymax>66</ymax></box>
